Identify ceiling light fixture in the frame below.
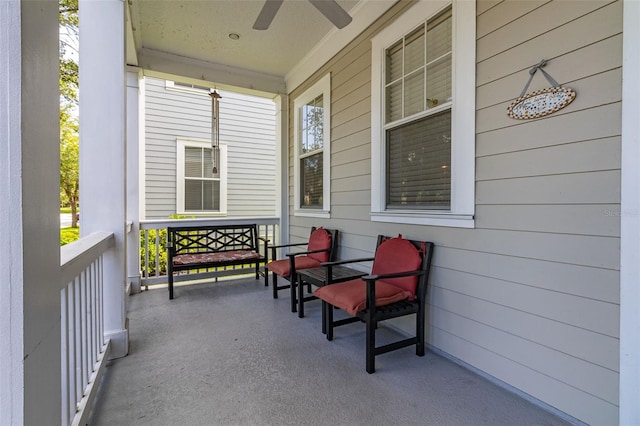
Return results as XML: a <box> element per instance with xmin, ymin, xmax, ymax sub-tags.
<box><xmin>228</xmin><ymin>33</ymin><xmax>240</xmax><ymax>40</ymax></box>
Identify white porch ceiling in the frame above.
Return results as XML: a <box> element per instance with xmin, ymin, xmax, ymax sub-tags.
<box><xmin>126</xmin><ymin>0</ymin><xmax>393</xmax><ymax>95</ymax></box>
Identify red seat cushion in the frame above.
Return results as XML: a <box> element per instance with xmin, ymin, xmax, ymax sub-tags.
<box><xmin>307</xmin><ymin>227</ymin><xmax>332</xmax><ymax>263</ymax></box>
<box><xmin>266</xmin><ymin>256</ymin><xmax>321</xmax><ymax>278</ymax></box>
<box><xmin>173</xmin><ymin>250</ymin><xmax>261</xmax><ymax>266</ymax></box>
<box><xmin>314</xmin><ymin>278</ymin><xmax>411</xmax><ymax>316</ymax></box>
<box><xmin>371</xmin><ymin>236</ymin><xmax>422</xmax><ymax>298</ymax></box>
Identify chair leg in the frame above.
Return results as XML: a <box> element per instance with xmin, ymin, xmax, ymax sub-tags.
<box><xmin>273</xmin><ymin>275</ymin><xmax>280</xmax><ymax>299</ymax></box>
<box><xmin>290</xmin><ymin>273</ymin><xmax>298</xmax><ymax>313</ymax></box>
<box><xmin>169</xmin><ymin>275</ymin><xmax>174</xmax><ymax>300</ymax></box>
<box><xmin>366</xmin><ymin>317</ymin><xmax>376</xmax><ymax>373</ymax></box>
<box><xmin>297</xmin><ymin>274</ymin><xmax>306</xmax><ymax>318</ymax></box>
<box><xmin>321</xmin><ymin>301</ymin><xmax>327</xmax><ymax>334</ymax></box>
<box><xmin>264</xmin><ymin>268</ymin><xmax>269</xmax><ymax>287</ymax></box>
<box><xmin>326</xmin><ymin>302</ymin><xmax>334</xmax><ymax>341</ymax></box>
<box><xmin>416</xmin><ymin>306</ymin><xmax>425</xmax><ymax>357</ymax></box>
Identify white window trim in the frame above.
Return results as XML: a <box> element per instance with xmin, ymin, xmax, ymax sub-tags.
<box><xmin>370</xmin><ymin>0</ymin><xmax>475</xmax><ymax>228</ymax></box>
<box><xmin>176</xmin><ymin>138</ymin><xmax>228</xmax><ymax>216</ymax></box>
<box><xmin>293</xmin><ymin>73</ymin><xmax>331</xmax><ymax>218</ymax></box>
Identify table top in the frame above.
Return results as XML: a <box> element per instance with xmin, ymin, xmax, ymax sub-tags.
<box><xmin>298</xmin><ymin>264</ymin><xmax>367</xmax><ymax>286</ymax></box>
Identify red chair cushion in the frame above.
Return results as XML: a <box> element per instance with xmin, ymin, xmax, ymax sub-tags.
<box><xmin>265</xmin><ymin>256</ymin><xmax>321</xmax><ymax>278</ymax></box>
<box><xmin>307</xmin><ymin>227</ymin><xmax>332</xmax><ymax>263</ymax></box>
<box><xmin>371</xmin><ymin>236</ymin><xmax>422</xmax><ymax>298</ymax></box>
<box><xmin>314</xmin><ymin>278</ymin><xmax>411</xmax><ymax>316</ymax></box>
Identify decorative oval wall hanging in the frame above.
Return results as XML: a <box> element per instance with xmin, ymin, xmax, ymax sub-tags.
<box><xmin>507</xmin><ymin>59</ymin><xmax>576</xmax><ymax>120</ymax></box>
<box><xmin>507</xmin><ymin>87</ymin><xmax>576</xmax><ymax>120</ymax></box>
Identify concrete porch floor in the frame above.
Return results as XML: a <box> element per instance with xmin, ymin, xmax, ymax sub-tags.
<box><xmin>89</xmin><ymin>277</ymin><xmax>575</xmax><ymax>426</ymax></box>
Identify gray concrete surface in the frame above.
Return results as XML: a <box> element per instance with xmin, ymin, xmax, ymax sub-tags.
<box><xmin>88</xmin><ymin>277</ymin><xmax>576</xmax><ymax>426</ymax></box>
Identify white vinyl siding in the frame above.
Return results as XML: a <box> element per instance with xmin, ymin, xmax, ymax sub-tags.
<box><xmin>288</xmin><ymin>1</ymin><xmax>622</xmax><ymax>424</ymax></box>
<box><xmin>144</xmin><ymin>77</ymin><xmax>276</xmax><ymax>219</ymax></box>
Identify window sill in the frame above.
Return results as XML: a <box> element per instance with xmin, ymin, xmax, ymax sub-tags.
<box><xmin>294</xmin><ymin>209</ymin><xmax>330</xmax><ymax>219</ymax></box>
<box><xmin>177</xmin><ymin>212</ymin><xmax>228</xmax><ymax>217</ymax></box>
<box><xmin>370</xmin><ymin>211</ymin><xmax>474</xmax><ymax>228</ymax></box>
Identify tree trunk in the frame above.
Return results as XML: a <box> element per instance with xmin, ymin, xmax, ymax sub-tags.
<box><xmin>70</xmin><ymin>198</ymin><xmax>78</xmax><ymax>228</ymax></box>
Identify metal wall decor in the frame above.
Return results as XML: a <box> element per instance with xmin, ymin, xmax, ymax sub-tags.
<box><xmin>507</xmin><ymin>59</ymin><xmax>576</xmax><ymax>120</ymax></box>
<box><xmin>210</xmin><ymin>89</ymin><xmax>222</xmax><ymax>173</ymax></box>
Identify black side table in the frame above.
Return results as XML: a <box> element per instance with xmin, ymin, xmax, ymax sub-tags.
<box><xmin>296</xmin><ymin>264</ymin><xmax>367</xmax><ymax>319</ymax></box>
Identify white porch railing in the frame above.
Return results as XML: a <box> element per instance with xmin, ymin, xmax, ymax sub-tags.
<box><xmin>139</xmin><ymin>217</ymin><xmax>280</xmax><ymax>287</ymax></box>
<box><xmin>60</xmin><ymin>232</ymin><xmax>114</xmax><ymax>426</ymax></box>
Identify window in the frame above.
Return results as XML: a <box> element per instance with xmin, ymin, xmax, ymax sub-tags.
<box><xmin>176</xmin><ymin>139</ymin><xmax>227</xmax><ymax>215</ymax></box>
<box><xmin>371</xmin><ymin>0</ymin><xmax>475</xmax><ymax>228</ymax></box>
<box><xmin>293</xmin><ymin>74</ymin><xmax>331</xmax><ymax>217</ymax></box>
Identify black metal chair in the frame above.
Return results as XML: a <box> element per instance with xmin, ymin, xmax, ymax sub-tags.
<box><xmin>314</xmin><ymin>235</ymin><xmax>434</xmax><ymax>373</ymax></box>
<box><xmin>265</xmin><ymin>227</ymin><xmax>339</xmax><ymax>313</ymax></box>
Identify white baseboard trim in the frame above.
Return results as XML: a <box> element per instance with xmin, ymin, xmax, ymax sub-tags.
<box><xmin>105</xmin><ymin>326</ymin><xmax>129</xmax><ymax>359</ymax></box>
<box><xmin>426</xmin><ymin>344</ymin><xmax>586</xmax><ymax>426</ymax></box>
<box><xmin>382</xmin><ymin>321</ymin><xmax>584</xmax><ymax>425</ymax></box>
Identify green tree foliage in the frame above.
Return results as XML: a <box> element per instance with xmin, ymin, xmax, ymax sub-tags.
<box><xmin>59</xmin><ymin>0</ymin><xmax>79</xmax><ymax>229</ymax></box>
<box><xmin>59</xmin><ymin>0</ymin><xmax>78</xmax><ymax>108</ymax></box>
<box><xmin>60</xmin><ymin>107</ymin><xmax>79</xmax><ymax>227</ymax></box>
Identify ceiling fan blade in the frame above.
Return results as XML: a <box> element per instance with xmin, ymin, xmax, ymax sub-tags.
<box><xmin>253</xmin><ymin>0</ymin><xmax>284</xmax><ymax>30</ymax></box>
<box><xmin>308</xmin><ymin>0</ymin><xmax>352</xmax><ymax>29</ymax></box>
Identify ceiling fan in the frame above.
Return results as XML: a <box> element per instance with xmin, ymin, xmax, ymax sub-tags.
<box><xmin>253</xmin><ymin>0</ymin><xmax>353</xmax><ymax>30</ymax></box>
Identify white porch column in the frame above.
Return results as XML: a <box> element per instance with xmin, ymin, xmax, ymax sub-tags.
<box><xmin>620</xmin><ymin>0</ymin><xmax>640</xmax><ymax>423</ymax></box>
<box><xmin>79</xmin><ymin>0</ymin><xmax>129</xmax><ymax>358</ymax></box>
<box><xmin>275</xmin><ymin>95</ymin><xmax>289</xmax><ymax>245</ymax></box>
<box><xmin>127</xmin><ymin>67</ymin><xmax>142</xmax><ymax>294</ymax></box>
<box><xmin>0</xmin><ymin>1</ymin><xmax>61</xmax><ymax>424</ymax></box>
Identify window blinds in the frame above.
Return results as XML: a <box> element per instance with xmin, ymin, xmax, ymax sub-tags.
<box><xmin>386</xmin><ymin>111</ymin><xmax>451</xmax><ymax>208</ymax></box>
<box><xmin>184</xmin><ymin>146</ymin><xmax>220</xmax><ymax>211</ymax></box>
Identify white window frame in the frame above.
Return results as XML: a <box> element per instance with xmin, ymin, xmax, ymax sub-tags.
<box><xmin>370</xmin><ymin>0</ymin><xmax>475</xmax><ymax>228</ymax></box>
<box><xmin>176</xmin><ymin>138</ymin><xmax>228</xmax><ymax>216</ymax></box>
<box><xmin>293</xmin><ymin>73</ymin><xmax>331</xmax><ymax>218</ymax></box>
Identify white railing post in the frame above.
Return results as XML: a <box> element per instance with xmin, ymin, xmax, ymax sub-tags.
<box><xmin>60</xmin><ymin>232</ymin><xmax>114</xmax><ymax>426</ymax></box>
<box><xmin>79</xmin><ymin>0</ymin><xmax>128</xmax><ymax>360</ymax></box>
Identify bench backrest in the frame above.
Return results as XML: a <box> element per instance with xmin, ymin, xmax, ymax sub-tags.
<box><xmin>168</xmin><ymin>224</ymin><xmax>259</xmax><ymax>255</ymax></box>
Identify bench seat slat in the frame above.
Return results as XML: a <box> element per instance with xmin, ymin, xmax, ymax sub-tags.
<box><xmin>173</xmin><ymin>250</ymin><xmax>262</xmax><ymax>266</ymax></box>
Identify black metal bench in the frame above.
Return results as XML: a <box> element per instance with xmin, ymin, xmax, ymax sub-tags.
<box><xmin>167</xmin><ymin>224</ymin><xmax>267</xmax><ymax>299</ymax></box>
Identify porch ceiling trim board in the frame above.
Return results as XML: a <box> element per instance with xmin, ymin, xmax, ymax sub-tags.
<box><xmin>138</xmin><ymin>48</ymin><xmax>285</xmax><ymax>98</ymax></box>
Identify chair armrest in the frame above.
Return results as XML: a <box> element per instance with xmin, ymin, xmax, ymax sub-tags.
<box><xmin>257</xmin><ymin>236</ymin><xmax>269</xmax><ymax>258</ymax></box>
<box><xmin>285</xmin><ymin>247</ymin><xmax>330</xmax><ymax>258</ymax></box>
<box><xmin>270</xmin><ymin>242</ymin><xmax>308</xmax><ymax>249</ymax></box>
<box><xmin>362</xmin><ymin>270</ymin><xmax>425</xmax><ymax>312</ymax></box>
<box><xmin>268</xmin><ymin>241</ymin><xmax>307</xmax><ymax>261</ymax></box>
<box><xmin>361</xmin><ymin>270</ymin><xmax>425</xmax><ymax>282</ymax></box>
<box><xmin>320</xmin><ymin>257</ymin><xmax>375</xmax><ymax>267</ymax></box>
